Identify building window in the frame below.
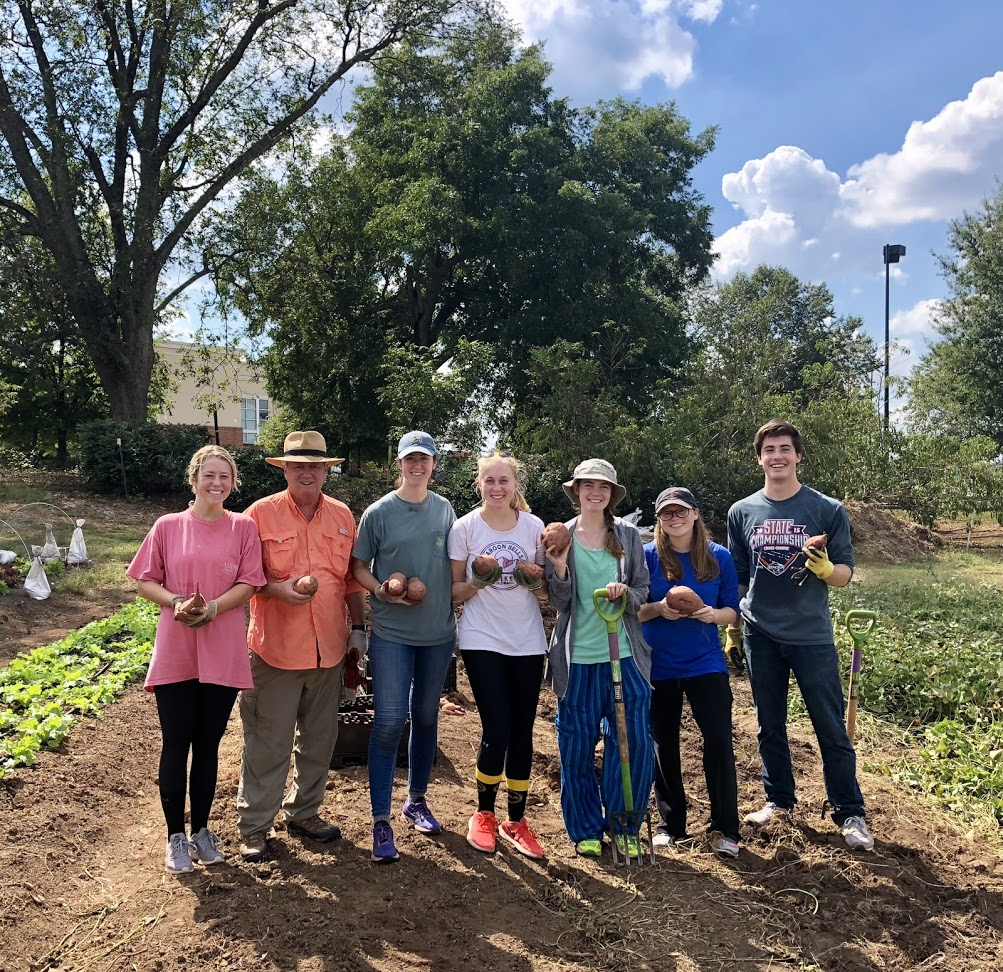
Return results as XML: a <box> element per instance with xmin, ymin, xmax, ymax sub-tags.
<box><xmin>241</xmin><ymin>396</ymin><xmax>269</xmax><ymax>445</ymax></box>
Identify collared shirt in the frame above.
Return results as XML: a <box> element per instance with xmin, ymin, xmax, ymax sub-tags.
<box><xmin>247</xmin><ymin>490</ymin><xmax>364</xmax><ymax>670</ymax></box>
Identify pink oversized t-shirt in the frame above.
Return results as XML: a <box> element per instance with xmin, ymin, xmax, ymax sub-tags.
<box><xmin>127</xmin><ymin>509</ymin><xmax>266</xmax><ymax>690</ymax></box>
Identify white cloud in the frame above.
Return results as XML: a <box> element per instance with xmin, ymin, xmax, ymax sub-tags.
<box><xmin>499</xmin><ymin>0</ymin><xmax>723</xmax><ymax>96</ymax></box>
<box><xmin>714</xmin><ymin>72</ymin><xmax>1003</xmax><ymax>280</ymax></box>
<box><xmin>889</xmin><ymin>298</ymin><xmax>943</xmax><ymax>339</ymax></box>
<box><xmin>841</xmin><ymin>72</ymin><xmax>1003</xmax><ymax>228</ymax></box>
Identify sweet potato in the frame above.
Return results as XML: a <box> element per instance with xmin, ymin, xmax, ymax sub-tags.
<box><xmin>542</xmin><ymin>522</ymin><xmax>571</xmax><ymax>554</ymax></box>
<box><xmin>293</xmin><ymin>575</ymin><xmax>318</xmax><ymax>596</ymax></box>
<box><xmin>176</xmin><ymin>584</ymin><xmax>206</xmax><ymax>618</ymax></box>
<box><xmin>514</xmin><ymin>560</ymin><xmax>544</xmax><ymax>580</ymax></box>
<box><xmin>406</xmin><ymin>577</ymin><xmax>426</xmax><ymax>604</ymax></box>
<box><xmin>383</xmin><ymin>571</ymin><xmax>407</xmax><ymax>597</ymax></box>
<box><xmin>805</xmin><ymin>533</ymin><xmax>828</xmax><ymax>550</ymax></box>
<box><xmin>472</xmin><ymin>555</ymin><xmax>500</xmax><ymax>576</ymax></box>
<box><xmin>665</xmin><ymin>585</ymin><xmax>705</xmax><ymax>616</ymax></box>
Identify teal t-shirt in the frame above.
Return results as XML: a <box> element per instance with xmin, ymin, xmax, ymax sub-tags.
<box><xmin>571</xmin><ymin>538</ymin><xmax>630</xmax><ymax>664</ymax></box>
<box><xmin>353</xmin><ymin>490</ymin><xmax>456</xmax><ymax>646</ymax></box>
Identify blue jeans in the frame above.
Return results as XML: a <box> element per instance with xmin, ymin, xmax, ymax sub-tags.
<box><xmin>744</xmin><ymin>626</ymin><xmax>864</xmax><ymax>824</ymax></box>
<box><xmin>367</xmin><ymin>633</ymin><xmax>456</xmax><ymax>820</ymax></box>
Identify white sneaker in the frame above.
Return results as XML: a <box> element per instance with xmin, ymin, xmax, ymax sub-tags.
<box><xmin>710</xmin><ymin>832</ymin><xmax>740</xmax><ymax>859</ymax></box>
<box><xmin>165</xmin><ymin>833</ymin><xmax>194</xmax><ymax>874</ymax></box>
<box><xmin>840</xmin><ymin>816</ymin><xmax>874</xmax><ymax>852</ymax></box>
<box><xmin>652</xmin><ymin>832</ymin><xmax>673</xmax><ymax>849</ymax></box>
<box><xmin>743</xmin><ymin>802</ymin><xmax>792</xmax><ymax>827</ymax></box>
<box><xmin>190</xmin><ymin>827</ymin><xmax>225</xmax><ymax>865</ymax></box>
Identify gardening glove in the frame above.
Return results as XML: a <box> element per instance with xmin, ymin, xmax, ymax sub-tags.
<box><xmin>373</xmin><ymin>583</ymin><xmax>409</xmax><ymax>604</ymax></box>
<box><xmin>186</xmin><ymin>600</ymin><xmax>218</xmax><ymax>629</ymax></box>
<box><xmin>802</xmin><ymin>544</ymin><xmax>835</xmax><ymax>581</ymax></box>
<box><xmin>724</xmin><ymin>625</ymin><xmax>745</xmax><ymax>672</ymax></box>
<box><xmin>348</xmin><ymin>628</ymin><xmax>368</xmax><ymax>655</ymax></box>
<box><xmin>343</xmin><ymin>646</ymin><xmax>364</xmax><ymax>690</ymax></box>
<box><xmin>513</xmin><ymin>565</ymin><xmax>543</xmax><ymax>591</ymax></box>
<box><xmin>469</xmin><ymin>564</ymin><xmax>503</xmax><ymax>590</ymax></box>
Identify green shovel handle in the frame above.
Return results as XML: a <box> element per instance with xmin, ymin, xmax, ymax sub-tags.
<box><xmin>593</xmin><ymin>589</ymin><xmax>628</xmax><ymax>631</ymax></box>
<box><xmin>845</xmin><ymin>609</ymin><xmax>877</xmax><ymax>645</ymax></box>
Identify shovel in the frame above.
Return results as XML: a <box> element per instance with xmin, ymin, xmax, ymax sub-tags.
<box><xmin>844</xmin><ymin>609</ymin><xmax>877</xmax><ymax>746</ymax></box>
<box><xmin>592</xmin><ymin>589</ymin><xmax>655</xmax><ymax>865</ymax></box>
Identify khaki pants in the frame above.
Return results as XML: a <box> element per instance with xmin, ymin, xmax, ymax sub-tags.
<box><xmin>237</xmin><ymin>652</ymin><xmax>345</xmax><ymax>837</ymax></box>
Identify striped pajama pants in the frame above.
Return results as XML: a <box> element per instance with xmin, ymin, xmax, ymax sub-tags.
<box><xmin>555</xmin><ymin>656</ymin><xmax>654</xmax><ymax>842</ymax></box>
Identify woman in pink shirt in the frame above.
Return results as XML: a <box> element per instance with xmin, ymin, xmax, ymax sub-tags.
<box><xmin>127</xmin><ymin>445</ymin><xmax>265</xmax><ymax>875</ymax></box>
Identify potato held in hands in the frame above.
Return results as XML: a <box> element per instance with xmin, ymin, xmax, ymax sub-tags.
<box><xmin>175</xmin><ymin>585</ymin><xmax>206</xmax><ymax>619</ymax></box>
<box><xmin>406</xmin><ymin>577</ymin><xmax>426</xmax><ymax>604</ymax></box>
<box><xmin>665</xmin><ymin>585</ymin><xmax>705</xmax><ymax>616</ymax></box>
<box><xmin>293</xmin><ymin>574</ymin><xmax>318</xmax><ymax>596</ymax></box>
<box><xmin>472</xmin><ymin>555</ymin><xmax>500</xmax><ymax>576</ymax></box>
<box><xmin>542</xmin><ymin>522</ymin><xmax>571</xmax><ymax>555</ymax></box>
<box><xmin>382</xmin><ymin>572</ymin><xmax>407</xmax><ymax>598</ymax></box>
<box><xmin>514</xmin><ymin>561</ymin><xmax>543</xmax><ymax>581</ymax></box>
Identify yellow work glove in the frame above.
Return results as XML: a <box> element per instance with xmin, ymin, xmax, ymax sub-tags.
<box><xmin>724</xmin><ymin>625</ymin><xmax>745</xmax><ymax>672</ymax></box>
<box><xmin>802</xmin><ymin>544</ymin><xmax>835</xmax><ymax>581</ymax></box>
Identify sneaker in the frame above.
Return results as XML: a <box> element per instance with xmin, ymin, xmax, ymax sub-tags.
<box><xmin>653</xmin><ymin>832</ymin><xmax>691</xmax><ymax>849</ymax></box>
<box><xmin>239</xmin><ymin>830</ymin><xmax>269</xmax><ymax>863</ymax></box>
<box><xmin>710</xmin><ymin>831</ymin><xmax>740</xmax><ymax>859</ymax></box>
<box><xmin>575</xmin><ymin>838</ymin><xmax>603</xmax><ymax>858</ymax></box>
<box><xmin>499</xmin><ymin>819</ymin><xmax>545</xmax><ymax>860</ymax></box>
<box><xmin>165</xmin><ymin>833</ymin><xmax>194</xmax><ymax>874</ymax></box>
<box><xmin>189</xmin><ymin>827</ymin><xmax>225</xmax><ymax>865</ymax></box>
<box><xmin>401</xmin><ymin>797</ymin><xmax>443</xmax><ymax>835</ymax></box>
<box><xmin>286</xmin><ymin>814</ymin><xmax>342</xmax><ymax>843</ymax></box>
<box><xmin>467</xmin><ymin>811</ymin><xmax>498</xmax><ymax>853</ymax></box>
<box><xmin>612</xmin><ymin>834</ymin><xmax>641</xmax><ymax>859</ymax></box>
<box><xmin>744</xmin><ymin>802</ymin><xmax>793</xmax><ymax>827</ymax></box>
<box><xmin>840</xmin><ymin>815</ymin><xmax>875</xmax><ymax>852</ymax></box>
<box><xmin>372</xmin><ymin>822</ymin><xmax>400</xmax><ymax>863</ymax></box>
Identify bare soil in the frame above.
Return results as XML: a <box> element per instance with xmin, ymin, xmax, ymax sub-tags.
<box><xmin>0</xmin><ymin>488</ymin><xmax>1002</xmax><ymax>971</ymax></box>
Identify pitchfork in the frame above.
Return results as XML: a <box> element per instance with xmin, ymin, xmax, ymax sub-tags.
<box><xmin>592</xmin><ymin>589</ymin><xmax>656</xmax><ymax>866</ymax></box>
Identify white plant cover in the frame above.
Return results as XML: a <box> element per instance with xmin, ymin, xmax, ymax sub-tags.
<box><xmin>67</xmin><ymin>519</ymin><xmax>88</xmax><ymax>565</ymax></box>
<box><xmin>24</xmin><ymin>555</ymin><xmax>50</xmax><ymax>601</ymax></box>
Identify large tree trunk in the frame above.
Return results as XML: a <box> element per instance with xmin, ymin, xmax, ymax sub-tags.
<box><xmin>84</xmin><ymin>308</ymin><xmax>156</xmax><ymax>421</ymax></box>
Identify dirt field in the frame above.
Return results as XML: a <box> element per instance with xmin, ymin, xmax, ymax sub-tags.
<box><xmin>1</xmin><ymin>492</ymin><xmax>1002</xmax><ymax>971</ymax></box>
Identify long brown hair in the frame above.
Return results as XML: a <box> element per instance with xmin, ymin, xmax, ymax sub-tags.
<box><xmin>570</xmin><ymin>485</ymin><xmax>625</xmax><ymax>559</ymax></box>
<box><xmin>654</xmin><ymin>516</ymin><xmax>719</xmax><ymax>582</ymax></box>
<box><xmin>476</xmin><ymin>453</ymin><xmax>530</xmax><ymax>512</ymax></box>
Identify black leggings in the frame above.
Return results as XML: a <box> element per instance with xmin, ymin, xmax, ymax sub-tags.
<box><xmin>153</xmin><ymin>680</ymin><xmax>238</xmax><ymax>836</ymax></box>
<box><xmin>461</xmin><ymin>650</ymin><xmax>544</xmax><ymax>782</ymax></box>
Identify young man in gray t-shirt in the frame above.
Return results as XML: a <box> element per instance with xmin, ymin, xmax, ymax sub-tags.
<box><xmin>727</xmin><ymin>419</ymin><xmax>874</xmax><ymax>852</ymax></box>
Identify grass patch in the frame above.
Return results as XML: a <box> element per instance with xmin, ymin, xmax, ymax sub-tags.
<box><xmin>49</xmin><ymin>521</ymin><xmax>149</xmax><ymax>598</ymax></box>
<box><xmin>0</xmin><ymin>483</ymin><xmax>57</xmax><ymax>506</ymax></box>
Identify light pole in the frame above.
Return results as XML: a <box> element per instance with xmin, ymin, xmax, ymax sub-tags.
<box><xmin>882</xmin><ymin>243</ymin><xmax>906</xmax><ymax>431</ymax></box>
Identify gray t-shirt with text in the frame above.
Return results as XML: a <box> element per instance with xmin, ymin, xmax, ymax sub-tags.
<box><xmin>727</xmin><ymin>485</ymin><xmax>853</xmax><ymax>645</ymax></box>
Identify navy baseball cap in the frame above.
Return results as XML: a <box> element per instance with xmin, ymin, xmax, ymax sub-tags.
<box><xmin>397</xmin><ymin>430</ymin><xmax>437</xmax><ymax>459</ymax></box>
<box><xmin>655</xmin><ymin>486</ymin><xmax>698</xmax><ymax>513</ymax></box>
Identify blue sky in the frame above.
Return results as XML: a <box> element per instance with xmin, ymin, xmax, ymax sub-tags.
<box><xmin>501</xmin><ymin>0</ymin><xmax>1003</xmax><ymax>392</ymax></box>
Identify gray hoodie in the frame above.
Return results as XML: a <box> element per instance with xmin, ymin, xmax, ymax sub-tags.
<box><xmin>544</xmin><ymin>516</ymin><xmax>652</xmax><ymax>700</ymax></box>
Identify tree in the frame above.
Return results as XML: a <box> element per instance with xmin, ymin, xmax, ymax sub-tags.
<box><xmin>0</xmin><ymin>0</ymin><xmax>471</xmax><ymax>419</ymax></box>
<box><xmin>909</xmin><ymin>184</ymin><xmax>1003</xmax><ymax>446</ymax></box>
<box><xmin>214</xmin><ymin>12</ymin><xmax>716</xmax><ymax>446</ymax></box>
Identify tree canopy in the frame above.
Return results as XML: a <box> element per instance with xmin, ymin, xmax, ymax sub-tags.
<box><xmin>0</xmin><ymin>0</ymin><xmax>472</xmax><ymax>420</ymax></box>
<box><xmin>213</xmin><ymin>13</ymin><xmax>717</xmax><ymax>455</ymax></box>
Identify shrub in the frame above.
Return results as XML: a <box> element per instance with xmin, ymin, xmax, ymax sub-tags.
<box><xmin>77</xmin><ymin>421</ymin><xmax>211</xmax><ymax>495</ymax></box>
<box><xmin>228</xmin><ymin>447</ymin><xmax>278</xmax><ymax>512</ymax></box>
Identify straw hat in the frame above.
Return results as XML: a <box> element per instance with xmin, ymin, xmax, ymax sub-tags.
<box><xmin>265</xmin><ymin>431</ymin><xmax>344</xmax><ymax>467</ymax></box>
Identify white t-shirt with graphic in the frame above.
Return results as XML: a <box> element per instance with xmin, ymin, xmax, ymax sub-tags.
<box><xmin>448</xmin><ymin>509</ymin><xmax>548</xmax><ymax>656</ymax></box>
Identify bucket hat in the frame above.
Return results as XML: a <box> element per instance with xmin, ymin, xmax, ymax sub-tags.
<box><xmin>562</xmin><ymin>458</ymin><xmax>626</xmax><ymax>509</ymax></box>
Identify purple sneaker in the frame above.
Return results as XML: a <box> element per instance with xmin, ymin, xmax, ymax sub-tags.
<box><xmin>401</xmin><ymin>797</ymin><xmax>443</xmax><ymax>835</ymax></box>
<box><xmin>371</xmin><ymin>822</ymin><xmax>399</xmax><ymax>863</ymax></box>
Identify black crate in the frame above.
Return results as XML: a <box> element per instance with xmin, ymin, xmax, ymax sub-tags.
<box><xmin>330</xmin><ymin>706</ymin><xmax>410</xmax><ymax>769</ymax></box>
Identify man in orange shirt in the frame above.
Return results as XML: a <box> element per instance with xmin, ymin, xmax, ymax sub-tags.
<box><xmin>237</xmin><ymin>431</ymin><xmax>366</xmax><ymax>862</ymax></box>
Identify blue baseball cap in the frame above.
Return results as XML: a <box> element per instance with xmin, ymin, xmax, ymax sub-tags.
<box><xmin>397</xmin><ymin>430</ymin><xmax>437</xmax><ymax>459</ymax></box>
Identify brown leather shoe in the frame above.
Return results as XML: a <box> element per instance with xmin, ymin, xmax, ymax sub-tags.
<box><xmin>239</xmin><ymin>830</ymin><xmax>270</xmax><ymax>862</ymax></box>
<box><xmin>286</xmin><ymin>814</ymin><xmax>342</xmax><ymax>843</ymax></box>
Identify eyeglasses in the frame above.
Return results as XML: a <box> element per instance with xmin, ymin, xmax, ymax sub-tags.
<box><xmin>657</xmin><ymin>508</ymin><xmax>691</xmax><ymax>522</ymax></box>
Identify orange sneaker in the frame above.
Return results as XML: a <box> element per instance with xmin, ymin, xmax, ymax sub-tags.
<box><xmin>467</xmin><ymin>811</ymin><xmax>498</xmax><ymax>853</ymax></box>
<box><xmin>499</xmin><ymin>818</ymin><xmax>545</xmax><ymax>860</ymax></box>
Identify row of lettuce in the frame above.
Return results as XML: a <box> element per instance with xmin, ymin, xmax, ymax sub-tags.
<box><xmin>830</xmin><ymin>582</ymin><xmax>1003</xmax><ymax>824</ymax></box>
<box><xmin>0</xmin><ymin>600</ymin><xmax>156</xmax><ymax>777</ymax></box>
<box><xmin>1</xmin><ymin>583</ymin><xmax>1001</xmax><ymax>825</ymax></box>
